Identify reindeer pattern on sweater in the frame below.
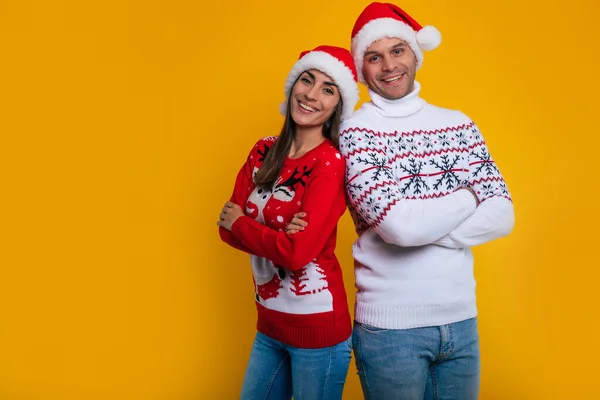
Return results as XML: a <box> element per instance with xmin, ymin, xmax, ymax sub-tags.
<box><xmin>242</xmin><ymin>138</ymin><xmax>344</xmax><ymax>315</ymax></box>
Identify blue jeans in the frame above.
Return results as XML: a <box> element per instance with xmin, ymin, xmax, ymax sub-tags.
<box><xmin>353</xmin><ymin>318</ymin><xmax>480</xmax><ymax>400</ymax></box>
<box><xmin>240</xmin><ymin>331</ymin><xmax>352</xmax><ymax>400</ymax></box>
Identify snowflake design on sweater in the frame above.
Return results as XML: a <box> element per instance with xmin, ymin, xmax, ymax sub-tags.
<box><xmin>469</xmin><ymin>125</ymin><xmax>482</xmax><ymax>142</ymax></box>
<box><xmin>380</xmin><ymin>186</ymin><xmax>398</xmax><ymax>200</ymax></box>
<box><xmin>455</xmin><ymin>131</ymin><xmax>469</xmax><ymax>147</ymax></box>
<box><xmin>364</xmin><ymin>196</ymin><xmax>382</xmax><ymax>216</ymax></box>
<box><xmin>365</xmin><ymin>132</ymin><xmax>383</xmax><ymax>147</ymax></box>
<box><xmin>342</xmin><ymin>130</ymin><xmax>383</xmax><ymax>151</ymax></box>
<box><xmin>386</xmin><ymin>137</ymin><xmax>397</xmax><ymax>153</ymax></box>
<box><xmin>405</xmin><ymin>137</ymin><xmax>418</xmax><ymax>152</ymax></box>
<box><xmin>421</xmin><ymin>135</ymin><xmax>435</xmax><ymax>149</ymax></box>
<box><xmin>438</xmin><ymin>134</ymin><xmax>452</xmax><ymax>148</ymax></box>
<box><xmin>355</xmin><ymin>152</ymin><xmax>395</xmax><ymax>181</ymax></box>
<box><xmin>348</xmin><ymin>204</ymin><xmax>370</xmax><ymax>235</ymax></box>
<box><xmin>430</xmin><ymin>154</ymin><xmax>462</xmax><ymax>191</ymax></box>
<box><xmin>399</xmin><ymin>158</ymin><xmax>429</xmax><ymax>195</ymax></box>
<box><xmin>481</xmin><ymin>183</ymin><xmax>496</xmax><ymax>198</ymax></box>
<box><xmin>396</xmin><ymin>136</ymin><xmax>408</xmax><ymax>150</ymax></box>
<box><xmin>498</xmin><ymin>181</ymin><xmax>510</xmax><ymax>197</ymax></box>
<box><xmin>340</xmin><ymin>117</ymin><xmax>512</xmax><ymax>236</ymax></box>
<box><xmin>350</xmin><ymin>183</ymin><xmax>401</xmax><ymax>232</ymax></box>
<box><xmin>471</xmin><ymin>147</ymin><xmax>499</xmax><ymax>177</ymax></box>
<box><xmin>347</xmin><ymin>182</ymin><xmax>364</xmax><ymax>199</ymax></box>
<box><xmin>341</xmin><ymin>132</ymin><xmax>360</xmax><ymax>152</ymax></box>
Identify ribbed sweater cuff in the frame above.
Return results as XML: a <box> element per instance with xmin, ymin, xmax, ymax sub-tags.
<box><xmin>231</xmin><ymin>215</ymin><xmax>254</xmax><ymax>243</ymax></box>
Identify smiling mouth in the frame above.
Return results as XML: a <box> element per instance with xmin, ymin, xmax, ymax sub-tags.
<box><xmin>298</xmin><ymin>101</ymin><xmax>318</xmax><ymax>113</ymax></box>
<box><xmin>381</xmin><ymin>73</ymin><xmax>406</xmax><ymax>83</ymax></box>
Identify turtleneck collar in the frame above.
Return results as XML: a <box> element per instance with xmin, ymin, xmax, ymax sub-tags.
<box><xmin>368</xmin><ymin>80</ymin><xmax>426</xmax><ymax>118</ymax></box>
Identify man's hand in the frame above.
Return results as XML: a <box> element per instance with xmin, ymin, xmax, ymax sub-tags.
<box><xmin>285</xmin><ymin>212</ymin><xmax>308</xmax><ymax>235</ymax></box>
<box><xmin>217</xmin><ymin>201</ymin><xmax>245</xmax><ymax>231</ymax></box>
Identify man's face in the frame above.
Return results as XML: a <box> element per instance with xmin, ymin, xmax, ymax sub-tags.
<box><xmin>362</xmin><ymin>37</ymin><xmax>418</xmax><ymax>100</ymax></box>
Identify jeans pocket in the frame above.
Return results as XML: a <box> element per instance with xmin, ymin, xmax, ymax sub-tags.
<box><xmin>358</xmin><ymin>322</ymin><xmax>390</xmax><ymax>333</ymax></box>
<box><xmin>346</xmin><ymin>334</ymin><xmax>353</xmax><ymax>350</ymax></box>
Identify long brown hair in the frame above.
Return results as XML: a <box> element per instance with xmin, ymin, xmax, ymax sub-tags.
<box><xmin>253</xmin><ymin>77</ymin><xmax>343</xmax><ymax>189</ymax></box>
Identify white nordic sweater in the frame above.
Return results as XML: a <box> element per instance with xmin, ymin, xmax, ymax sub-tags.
<box><xmin>339</xmin><ymin>82</ymin><xmax>514</xmax><ymax>329</ymax></box>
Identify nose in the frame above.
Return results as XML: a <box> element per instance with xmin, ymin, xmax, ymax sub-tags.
<box><xmin>382</xmin><ymin>56</ymin><xmax>396</xmax><ymax>72</ymax></box>
<box><xmin>304</xmin><ymin>85</ymin><xmax>319</xmax><ymax>102</ymax></box>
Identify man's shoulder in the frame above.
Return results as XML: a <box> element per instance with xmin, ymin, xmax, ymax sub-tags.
<box><xmin>423</xmin><ymin>103</ymin><xmax>472</xmax><ymax>126</ymax></box>
<box><xmin>340</xmin><ymin>104</ymin><xmax>377</xmax><ymax>134</ymax></box>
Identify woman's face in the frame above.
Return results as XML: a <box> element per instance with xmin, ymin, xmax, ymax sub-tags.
<box><xmin>289</xmin><ymin>69</ymin><xmax>341</xmax><ymax>128</ymax></box>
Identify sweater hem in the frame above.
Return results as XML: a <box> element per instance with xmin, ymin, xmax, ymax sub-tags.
<box><xmin>354</xmin><ymin>300</ymin><xmax>477</xmax><ymax>330</ymax></box>
<box><xmin>256</xmin><ymin>306</ymin><xmax>352</xmax><ymax>349</ymax></box>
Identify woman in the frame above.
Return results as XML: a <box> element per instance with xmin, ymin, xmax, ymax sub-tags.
<box><xmin>217</xmin><ymin>45</ymin><xmax>359</xmax><ymax>400</ymax></box>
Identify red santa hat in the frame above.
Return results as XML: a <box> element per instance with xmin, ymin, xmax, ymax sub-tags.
<box><xmin>351</xmin><ymin>2</ymin><xmax>441</xmax><ymax>82</ymax></box>
<box><xmin>280</xmin><ymin>45</ymin><xmax>359</xmax><ymax>121</ymax></box>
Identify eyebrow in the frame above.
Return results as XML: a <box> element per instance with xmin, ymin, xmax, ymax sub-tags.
<box><xmin>303</xmin><ymin>70</ymin><xmax>338</xmax><ymax>87</ymax></box>
<box><xmin>363</xmin><ymin>41</ymin><xmax>407</xmax><ymax>57</ymax></box>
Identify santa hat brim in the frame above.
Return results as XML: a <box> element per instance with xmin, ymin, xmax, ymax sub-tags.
<box><xmin>280</xmin><ymin>51</ymin><xmax>359</xmax><ymax>120</ymax></box>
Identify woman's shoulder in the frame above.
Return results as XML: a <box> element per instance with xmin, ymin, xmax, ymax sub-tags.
<box><xmin>244</xmin><ymin>136</ymin><xmax>278</xmax><ymax>162</ymax></box>
<box><xmin>321</xmin><ymin>140</ymin><xmax>344</xmax><ymax>160</ymax></box>
<box><xmin>250</xmin><ymin>136</ymin><xmax>277</xmax><ymax>151</ymax></box>
<box><xmin>312</xmin><ymin>140</ymin><xmax>345</xmax><ymax>174</ymax></box>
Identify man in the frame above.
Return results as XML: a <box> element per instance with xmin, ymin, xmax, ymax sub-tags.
<box><xmin>287</xmin><ymin>2</ymin><xmax>514</xmax><ymax>399</ymax></box>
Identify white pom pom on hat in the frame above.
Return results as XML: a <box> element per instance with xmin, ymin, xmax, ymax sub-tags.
<box><xmin>416</xmin><ymin>25</ymin><xmax>441</xmax><ymax>51</ymax></box>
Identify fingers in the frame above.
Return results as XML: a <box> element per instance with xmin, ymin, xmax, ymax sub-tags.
<box><xmin>294</xmin><ymin>212</ymin><xmax>307</xmax><ymax>218</ymax></box>
<box><xmin>218</xmin><ymin>202</ymin><xmax>237</xmax><ymax>229</ymax></box>
<box><xmin>286</xmin><ymin>229</ymin><xmax>299</xmax><ymax>235</ymax></box>
<box><xmin>291</xmin><ymin>217</ymin><xmax>308</xmax><ymax>228</ymax></box>
<box><xmin>284</xmin><ymin>221</ymin><xmax>306</xmax><ymax>233</ymax></box>
<box><xmin>216</xmin><ymin>219</ymin><xmax>231</xmax><ymax>231</ymax></box>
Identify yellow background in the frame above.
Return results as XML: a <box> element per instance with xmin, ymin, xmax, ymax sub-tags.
<box><xmin>1</xmin><ymin>0</ymin><xmax>598</xmax><ymax>398</ymax></box>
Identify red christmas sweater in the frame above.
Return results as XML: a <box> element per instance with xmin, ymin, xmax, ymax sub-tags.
<box><xmin>219</xmin><ymin>136</ymin><xmax>351</xmax><ymax>348</ymax></box>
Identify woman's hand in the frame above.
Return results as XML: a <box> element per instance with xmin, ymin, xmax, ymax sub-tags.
<box><xmin>285</xmin><ymin>212</ymin><xmax>308</xmax><ymax>235</ymax></box>
<box><xmin>217</xmin><ymin>201</ymin><xmax>244</xmax><ymax>231</ymax></box>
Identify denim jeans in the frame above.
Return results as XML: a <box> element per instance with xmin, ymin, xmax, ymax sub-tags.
<box><xmin>240</xmin><ymin>331</ymin><xmax>352</xmax><ymax>400</ymax></box>
<box><xmin>353</xmin><ymin>317</ymin><xmax>480</xmax><ymax>400</ymax></box>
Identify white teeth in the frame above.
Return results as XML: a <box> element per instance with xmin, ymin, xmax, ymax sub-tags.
<box><xmin>383</xmin><ymin>74</ymin><xmax>404</xmax><ymax>82</ymax></box>
<box><xmin>299</xmin><ymin>102</ymin><xmax>317</xmax><ymax>112</ymax></box>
